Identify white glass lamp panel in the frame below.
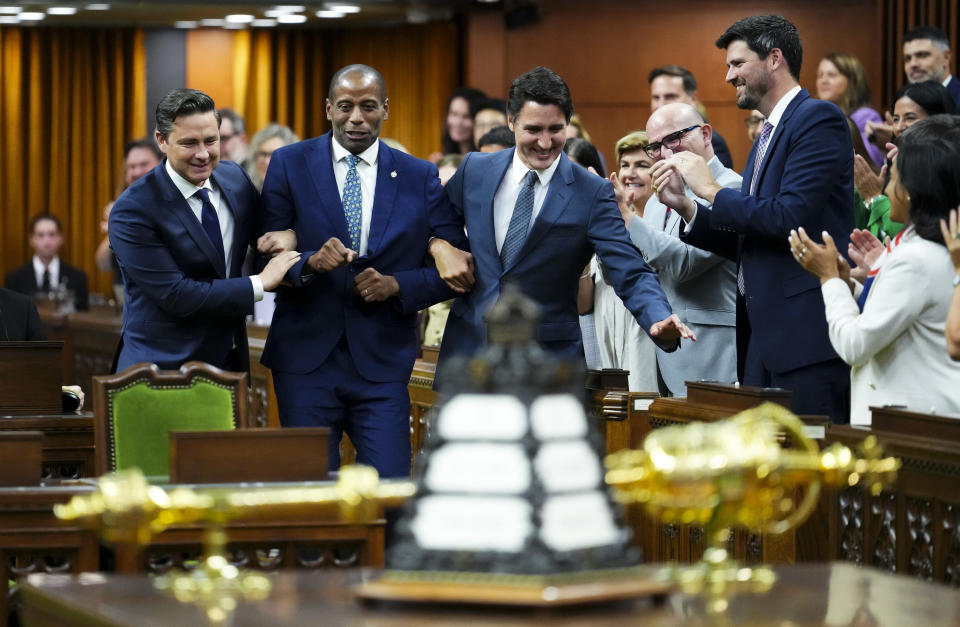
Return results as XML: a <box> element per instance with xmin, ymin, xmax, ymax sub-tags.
<box><xmin>530</xmin><ymin>394</ymin><xmax>588</xmax><ymax>440</ymax></box>
<box><xmin>424</xmin><ymin>443</ymin><xmax>531</xmax><ymax>494</ymax></box>
<box><xmin>534</xmin><ymin>440</ymin><xmax>602</xmax><ymax>493</ymax></box>
<box><xmin>410</xmin><ymin>495</ymin><xmax>532</xmax><ymax>552</ymax></box>
<box><xmin>436</xmin><ymin>394</ymin><xmax>528</xmax><ymax>441</ymax></box>
<box><xmin>539</xmin><ymin>492</ymin><xmax>620</xmax><ymax>552</ymax></box>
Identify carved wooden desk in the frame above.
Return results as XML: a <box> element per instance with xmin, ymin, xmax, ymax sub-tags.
<box><xmin>0</xmin><ymin>414</ymin><xmax>94</xmax><ymax>479</ymax></box>
<box><xmin>19</xmin><ymin>563</ymin><xmax>960</xmax><ymax>626</ymax></box>
<box><xmin>0</xmin><ymin>480</ymin><xmax>386</xmax><ymax>626</ymax></box>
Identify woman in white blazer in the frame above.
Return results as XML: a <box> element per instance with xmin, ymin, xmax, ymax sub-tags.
<box><xmin>789</xmin><ymin>115</ymin><xmax>960</xmax><ymax>425</ymax></box>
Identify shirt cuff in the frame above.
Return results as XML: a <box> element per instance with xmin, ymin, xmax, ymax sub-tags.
<box><xmin>683</xmin><ymin>206</ymin><xmax>699</xmax><ymax>233</ymax></box>
<box><xmin>250</xmin><ymin>275</ymin><xmax>264</xmax><ymax>302</ymax></box>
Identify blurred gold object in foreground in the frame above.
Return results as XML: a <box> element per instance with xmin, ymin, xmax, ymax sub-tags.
<box><xmin>55</xmin><ymin>466</ymin><xmax>415</xmax><ymax>623</ymax></box>
<box><xmin>605</xmin><ymin>402</ymin><xmax>899</xmax><ymax>610</ymax></box>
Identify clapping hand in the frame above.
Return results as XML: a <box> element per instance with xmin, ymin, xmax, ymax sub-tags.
<box><xmin>939</xmin><ymin>207</ymin><xmax>960</xmax><ymax>272</ymax></box>
<box><xmin>847</xmin><ymin>229</ymin><xmax>886</xmax><ymax>283</ymax></box>
<box><xmin>789</xmin><ymin>227</ymin><xmax>843</xmax><ymax>284</ymax></box>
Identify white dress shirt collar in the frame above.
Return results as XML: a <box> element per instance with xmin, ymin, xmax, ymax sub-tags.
<box><xmin>508</xmin><ymin>148</ymin><xmax>561</xmax><ymax>188</ymax></box>
<box><xmin>331</xmin><ymin>136</ymin><xmax>380</xmax><ymax>167</ymax></box>
<box><xmin>765</xmin><ymin>85</ymin><xmax>802</xmax><ymax>130</ymax></box>
<box><xmin>165</xmin><ymin>159</ymin><xmax>214</xmax><ymax>198</ymax></box>
<box><xmin>33</xmin><ymin>255</ymin><xmax>60</xmax><ymax>288</ymax></box>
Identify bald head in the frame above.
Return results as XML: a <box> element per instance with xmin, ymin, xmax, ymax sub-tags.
<box><xmin>644</xmin><ymin>102</ymin><xmax>713</xmax><ymax>160</ymax></box>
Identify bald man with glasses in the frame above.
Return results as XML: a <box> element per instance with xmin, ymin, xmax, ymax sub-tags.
<box><xmin>612</xmin><ymin>102</ymin><xmax>740</xmax><ymax>397</ymax></box>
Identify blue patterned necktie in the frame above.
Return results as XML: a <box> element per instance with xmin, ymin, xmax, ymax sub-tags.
<box><xmin>194</xmin><ymin>188</ymin><xmax>225</xmax><ymax>266</ymax></box>
<box><xmin>739</xmin><ymin>121</ymin><xmax>775</xmax><ymax>296</ymax></box>
<box><xmin>342</xmin><ymin>154</ymin><xmax>362</xmax><ymax>251</ymax></box>
<box><xmin>500</xmin><ymin>170</ymin><xmax>538</xmax><ymax>269</ymax></box>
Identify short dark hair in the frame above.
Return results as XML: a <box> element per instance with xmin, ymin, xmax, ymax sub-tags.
<box><xmin>507</xmin><ymin>66</ymin><xmax>574</xmax><ymax>122</ymax></box>
<box><xmin>328</xmin><ymin>64</ymin><xmax>387</xmax><ymax>103</ymax></box>
<box><xmin>155</xmin><ymin>88</ymin><xmax>219</xmax><ymax>140</ymax></box>
<box><xmin>29</xmin><ymin>213</ymin><xmax>61</xmax><ymax>235</ymax></box>
<box><xmin>475</xmin><ymin>97</ymin><xmax>507</xmax><ymax>116</ymax></box>
<box><xmin>715</xmin><ymin>15</ymin><xmax>803</xmax><ymax>81</ymax></box>
<box><xmin>124</xmin><ymin>137</ymin><xmax>162</xmax><ymax>161</ymax></box>
<box><xmin>648</xmin><ymin>65</ymin><xmax>697</xmax><ymax>94</ymax></box>
<box><xmin>477</xmin><ymin>125</ymin><xmax>515</xmax><ymax>149</ymax></box>
<box><xmin>563</xmin><ymin>138</ymin><xmax>603</xmax><ymax>176</ymax></box>
<box><xmin>895</xmin><ymin>114</ymin><xmax>960</xmax><ymax>245</ymax></box>
<box><xmin>217</xmin><ymin>107</ymin><xmax>245</xmax><ymax>134</ymax></box>
<box><xmin>903</xmin><ymin>25</ymin><xmax>951</xmax><ymax>51</ymax></box>
<box><xmin>894</xmin><ymin>80</ymin><xmax>957</xmax><ymax>116</ymax></box>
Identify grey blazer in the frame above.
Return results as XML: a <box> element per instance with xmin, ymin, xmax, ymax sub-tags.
<box><xmin>627</xmin><ymin>156</ymin><xmax>741</xmax><ymax>395</ymax></box>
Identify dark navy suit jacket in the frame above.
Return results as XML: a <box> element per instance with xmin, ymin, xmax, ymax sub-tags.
<box><xmin>109</xmin><ymin>160</ymin><xmax>258</xmax><ymax>372</ymax></box>
<box><xmin>259</xmin><ymin>134</ymin><xmax>466</xmax><ymax>383</ymax></box>
<box><xmin>947</xmin><ymin>74</ymin><xmax>960</xmax><ymax>108</ymax></box>
<box><xmin>682</xmin><ymin>88</ymin><xmax>855</xmax><ymax>375</ymax></box>
<box><xmin>438</xmin><ymin>149</ymin><xmax>673</xmax><ymax>363</ymax></box>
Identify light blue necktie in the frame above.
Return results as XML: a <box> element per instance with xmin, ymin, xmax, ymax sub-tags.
<box><xmin>500</xmin><ymin>170</ymin><xmax>538</xmax><ymax>269</ymax></box>
<box><xmin>342</xmin><ymin>154</ymin><xmax>362</xmax><ymax>251</ymax></box>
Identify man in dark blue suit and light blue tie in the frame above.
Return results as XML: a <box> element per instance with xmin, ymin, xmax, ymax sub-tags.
<box><xmin>258</xmin><ymin>65</ymin><xmax>467</xmax><ymax>478</ymax></box>
<box><xmin>109</xmin><ymin>88</ymin><xmax>300</xmax><ymax>373</ymax></box>
<box><xmin>650</xmin><ymin>15</ymin><xmax>854</xmax><ymax>422</ymax></box>
<box><xmin>428</xmin><ymin>67</ymin><xmax>694</xmax><ymax>372</ymax></box>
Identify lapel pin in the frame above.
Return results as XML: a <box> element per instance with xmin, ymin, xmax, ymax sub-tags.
<box><xmin>390</xmin><ymin>171</ymin><xmax>397</xmax><ymax>178</ymax></box>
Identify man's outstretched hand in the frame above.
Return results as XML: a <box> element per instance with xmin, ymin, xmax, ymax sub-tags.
<box><xmin>649</xmin><ymin>313</ymin><xmax>696</xmax><ymax>349</ymax></box>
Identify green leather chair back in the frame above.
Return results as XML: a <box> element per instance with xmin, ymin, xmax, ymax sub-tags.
<box><xmin>108</xmin><ymin>379</ymin><xmax>237</xmax><ymax>478</ymax></box>
<box><xmin>94</xmin><ymin>362</ymin><xmax>248</xmax><ymax>479</ymax></box>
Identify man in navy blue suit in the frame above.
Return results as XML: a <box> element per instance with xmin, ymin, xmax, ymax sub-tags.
<box><xmin>428</xmin><ymin>67</ymin><xmax>694</xmax><ymax>372</ymax></box>
<box><xmin>650</xmin><ymin>15</ymin><xmax>854</xmax><ymax>422</ymax></box>
<box><xmin>257</xmin><ymin>65</ymin><xmax>467</xmax><ymax>478</ymax></box>
<box><xmin>110</xmin><ymin>88</ymin><xmax>300</xmax><ymax>373</ymax></box>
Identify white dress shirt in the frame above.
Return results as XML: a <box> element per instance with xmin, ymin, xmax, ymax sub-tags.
<box><xmin>493</xmin><ymin>149</ymin><xmax>561</xmax><ymax>254</ymax></box>
<box><xmin>32</xmin><ymin>255</ymin><xmax>60</xmax><ymax>290</ymax></box>
<box><xmin>330</xmin><ymin>137</ymin><xmax>379</xmax><ymax>256</ymax></box>
<box><xmin>165</xmin><ymin>160</ymin><xmax>263</xmax><ymax>300</ymax></box>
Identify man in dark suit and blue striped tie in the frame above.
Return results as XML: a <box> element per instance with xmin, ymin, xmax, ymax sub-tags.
<box><xmin>258</xmin><ymin>65</ymin><xmax>468</xmax><ymax>477</ymax></box>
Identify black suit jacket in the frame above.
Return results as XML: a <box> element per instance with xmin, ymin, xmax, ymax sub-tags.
<box><xmin>0</xmin><ymin>288</ymin><xmax>45</xmax><ymax>341</ymax></box>
<box><xmin>4</xmin><ymin>260</ymin><xmax>89</xmax><ymax>311</ymax></box>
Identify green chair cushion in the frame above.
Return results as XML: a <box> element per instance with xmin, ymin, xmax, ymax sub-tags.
<box><xmin>110</xmin><ymin>379</ymin><xmax>236</xmax><ymax>477</ymax></box>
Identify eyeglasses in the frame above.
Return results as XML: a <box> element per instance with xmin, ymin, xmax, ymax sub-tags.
<box><xmin>643</xmin><ymin>125</ymin><xmax>702</xmax><ymax>158</ymax></box>
<box><xmin>744</xmin><ymin>115</ymin><xmax>766</xmax><ymax>127</ymax></box>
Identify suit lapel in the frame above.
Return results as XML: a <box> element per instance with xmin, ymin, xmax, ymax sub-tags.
<box><xmin>506</xmin><ymin>153</ymin><xmax>574</xmax><ymax>272</ymax></box>
<box><xmin>475</xmin><ymin>150</ymin><xmax>511</xmax><ymax>270</ymax></box>
<box><xmin>159</xmin><ymin>161</ymin><xmax>227</xmax><ymax>278</ymax></box>
<box><xmin>752</xmin><ymin>88</ymin><xmax>808</xmax><ymax>192</ymax></box>
<box><xmin>305</xmin><ymin>134</ymin><xmax>352</xmax><ymax>247</ymax></box>
<box><xmin>366</xmin><ymin>141</ymin><xmax>397</xmax><ymax>256</ymax></box>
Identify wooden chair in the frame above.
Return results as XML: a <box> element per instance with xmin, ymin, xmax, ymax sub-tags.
<box><xmin>92</xmin><ymin>362</ymin><xmax>249</xmax><ymax>478</ymax></box>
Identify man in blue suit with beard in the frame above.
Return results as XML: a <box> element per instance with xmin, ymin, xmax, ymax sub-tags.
<box><xmin>110</xmin><ymin>88</ymin><xmax>300</xmax><ymax>373</ymax></box>
<box><xmin>258</xmin><ymin>64</ymin><xmax>466</xmax><ymax>477</ymax></box>
<box><xmin>650</xmin><ymin>15</ymin><xmax>854</xmax><ymax>423</ymax></box>
<box><xmin>428</xmin><ymin>66</ymin><xmax>694</xmax><ymax>375</ymax></box>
